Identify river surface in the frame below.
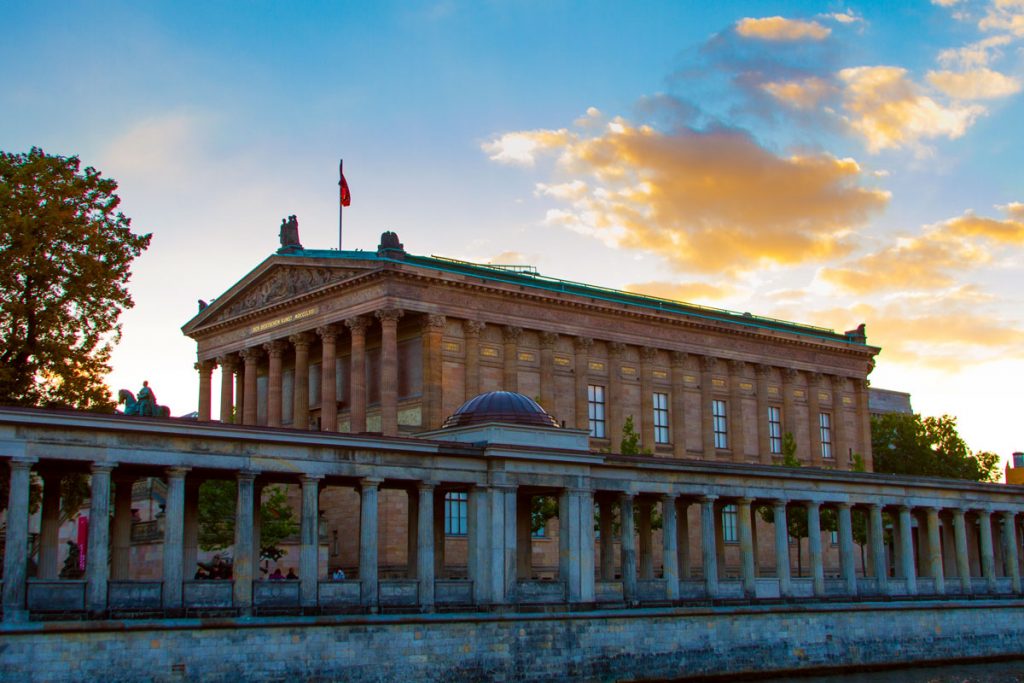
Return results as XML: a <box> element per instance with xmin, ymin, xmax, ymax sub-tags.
<box><xmin>753</xmin><ymin>659</ymin><xmax>1024</xmax><ymax>682</ymax></box>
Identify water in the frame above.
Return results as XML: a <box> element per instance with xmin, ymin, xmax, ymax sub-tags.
<box><xmin>754</xmin><ymin>659</ymin><xmax>1024</xmax><ymax>683</ymax></box>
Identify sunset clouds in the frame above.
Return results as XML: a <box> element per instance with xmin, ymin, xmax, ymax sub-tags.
<box><xmin>735</xmin><ymin>16</ymin><xmax>831</xmax><ymax>41</ymax></box>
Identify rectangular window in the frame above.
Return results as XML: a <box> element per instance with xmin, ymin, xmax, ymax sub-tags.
<box><xmin>444</xmin><ymin>491</ymin><xmax>467</xmax><ymax>536</ymax></box>
<box><xmin>588</xmin><ymin>384</ymin><xmax>606</xmax><ymax>438</ymax></box>
<box><xmin>712</xmin><ymin>399</ymin><xmax>728</xmax><ymax>449</ymax></box>
<box><xmin>768</xmin><ymin>406</ymin><xmax>782</xmax><ymax>454</ymax></box>
<box><xmin>653</xmin><ymin>392</ymin><xmax>670</xmax><ymax>444</ymax></box>
<box><xmin>722</xmin><ymin>504</ymin><xmax>738</xmax><ymax>543</ymax></box>
<box><xmin>820</xmin><ymin>412</ymin><xmax>833</xmax><ymax>459</ymax></box>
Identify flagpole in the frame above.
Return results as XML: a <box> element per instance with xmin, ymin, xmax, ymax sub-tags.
<box><xmin>339</xmin><ymin>158</ymin><xmax>344</xmax><ymax>250</ymax></box>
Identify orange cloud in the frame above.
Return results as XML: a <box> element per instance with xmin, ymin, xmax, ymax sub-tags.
<box><xmin>938</xmin><ymin>35</ymin><xmax>1012</xmax><ymax>68</ymax></box>
<box><xmin>927</xmin><ymin>68</ymin><xmax>1021</xmax><ymax>99</ymax></box>
<box><xmin>735</xmin><ymin>16</ymin><xmax>831</xmax><ymax>41</ymax></box>
<box><xmin>838</xmin><ymin>66</ymin><xmax>985</xmax><ymax>152</ymax></box>
<box><xmin>980</xmin><ymin>0</ymin><xmax>1024</xmax><ymax>36</ymax></box>
<box><xmin>761</xmin><ymin>76</ymin><xmax>836</xmax><ymax>109</ymax></box>
<box><xmin>626</xmin><ymin>281</ymin><xmax>735</xmax><ymax>302</ymax></box>
<box><xmin>485</xmin><ymin>115</ymin><xmax>889</xmax><ymax>277</ymax></box>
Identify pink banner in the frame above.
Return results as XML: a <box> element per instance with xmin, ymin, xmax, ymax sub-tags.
<box><xmin>77</xmin><ymin>516</ymin><xmax>89</xmax><ymax>571</ymax></box>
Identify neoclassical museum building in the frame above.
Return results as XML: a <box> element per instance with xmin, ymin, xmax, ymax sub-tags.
<box><xmin>2</xmin><ymin>230</ymin><xmax>1023</xmax><ymax>680</ymax></box>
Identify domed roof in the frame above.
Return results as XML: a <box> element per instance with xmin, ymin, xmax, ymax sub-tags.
<box><xmin>442</xmin><ymin>391</ymin><xmax>559</xmax><ymax>429</ymax></box>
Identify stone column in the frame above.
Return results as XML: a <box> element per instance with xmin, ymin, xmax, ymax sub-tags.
<box><xmin>574</xmin><ymin>337</ymin><xmax>593</xmax><ymax>431</ymax></box>
<box><xmin>807</xmin><ymin>373</ymin><xmax>823</xmax><ymax>467</ymax></box>
<box><xmin>264</xmin><ymin>340</ymin><xmax>287</xmax><ymax>428</ymax></box>
<box><xmin>345</xmin><ymin>317</ymin><xmax>370</xmax><ymax>433</ymax></box>
<box><xmin>359</xmin><ymin>478</ymin><xmax>382</xmax><ymax>608</ymax></box>
<box><xmin>638</xmin><ymin>500</ymin><xmax>654</xmax><ymax>580</ymax></box>
<box><xmin>699</xmin><ymin>357</ymin><xmax>717</xmax><ymax>457</ymax></box>
<box><xmin>898</xmin><ymin>505</ymin><xmax>917</xmax><ymax>595</ymax></box>
<box><xmin>869</xmin><ymin>504</ymin><xmax>888</xmax><ymax>592</ymax></box>
<box><xmin>433</xmin><ymin>489</ymin><xmax>446</xmax><ymax>582</ymax></box>
<box><xmin>38</xmin><ymin>468</ymin><xmax>61</xmax><ymax>579</ymax></box>
<box><xmin>619</xmin><ymin>492</ymin><xmax>637</xmax><ymax>604</ymax></box>
<box><xmin>502</xmin><ymin>325</ymin><xmax>522</xmax><ymax>393</ymax></box>
<box><xmin>1002</xmin><ymin>511</ymin><xmax>1021</xmax><ymax>593</ymax></box>
<box><xmin>290</xmin><ymin>332</ymin><xmax>314</xmax><ymax>430</ymax></box>
<box><xmin>111</xmin><ymin>474</ymin><xmax>135</xmax><ymax>580</ymax></box>
<box><xmin>422</xmin><ymin>315</ymin><xmax>446</xmax><ymax>430</ymax></box>
<box><xmin>87</xmin><ymin>463</ymin><xmax>114</xmax><ymax>614</ymax></box>
<box><xmin>927</xmin><ymin>507</ymin><xmax>945</xmax><ymax>595</ymax></box>
<box><xmin>977</xmin><ymin>511</ymin><xmax>996</xmax><ymax>592</ymax></box>
<box><xmin>252</xmin><ymin>480</ymin><xmax>264</xmax><ymax>574</ymax></box>
<box><xmin>539</xmin><ymin>333</ymin><xmax>558</xmax><ymax>414</ymax></box>
<box><xmin>417</xmin><ymin>483</ymin><xmax>435</xmax><ymax>610</ymax></box>
<box><xmin>317</xmin><ymin>325</ymin><xmax>338</xmax><ymax>432</ymax></box>
<box><xmin>196</xmin><ymin>359</ymin><xmax>216</xmax><ymax>421</ymax></box>
<box><xmin>235</xmin><ymin>361</ymin><xmax>245</xmax><ymax>424</ymax></box>
<box><xmin>463</xmin><ymin>321</ymin><xmax>485</xmax><ymax>400</ymax></box>
<box><xmin>677</xmin><ymin>498</ymin><xmax>691</xmax><ymax>580</ymax></box>
<box><xmin>737</xmin><ymin>498</ymin><xmax>756</xmax><ymax>598</ymax></box>
<box><xmin>217</xmin><ymin>355</ymin><xmax>237</xmax><ymax>422</ymax></box>
<box><xmin>300</xmin><ymin>475</ymin><xmax>322</xmax><ymax>608</ymax></box>
<box><xmin>662</xmin><ymin>495</ymin><xmax>680</xmax><ymax>600</ymax></box>
<box><xmin>3</xmin><ymin>458</ymin><xmax>36</xmax><ymax>622</ymax></box>
<box><xmin>640</xmin><ymin>347</ymin><xmax>657</xmax><ymax>450</ymax></box>
<box><xmin>728</xmin><ymin>361</ymin><xmax>747</xmax><ymax>462</ymax></box>
<box><xmin>754</xmin><ymin>364</ymin><xmax>772</xmax><ymax>465</ymax></box>
<box><xmin>953</xmin><ymin>509</ymin><xmax>971</xmax><ymax>594</ymax></box>
<box><xmin>700</xmin><ymin>496</ymin><xmax>719</xmax><ymax>597</ymax></box>
<box><xmin>485</xmin><ymin>485</ymin><xmax>517</xmax><ymax>605</ymax></box>
<box><xmin>240</xmin><ymin>347</ymin><xmax>262</xmax><ymax>426</ymax></box>
<box><xmin>608</xmin><ymin>343</ymin><xmax>626</xmax><ymax>446</ymax></box>
<box><xmin>837</xmin><ymin>503</ymin><xmax>857</xmax><ymax>596</ymax></box>
<box><xmin>162</xmin><ymin>467</ymin><xmax>188</xmax><ymax>610</ymax></box>
<box><xmin>831</xmin><ymin>376</ymin><xmax>849</xmax><ymax>469</ymax></box>
<box><xmin>853</xmin><ymin>378</ymin><xmax>873</xmax><ymax>470</ymax></box>
<box><xmin>233</xmin><ymin>471</ymin><xmax>256</xmax><ymax>612</ymax></box>
<box><xmin>806</xmin><ymin>501</ymin><xmax>825</xmax><ymax>596</ymax></box>
<box><xmin>183</xmin><ymin>478</ymin><xmax>201</xmax><ymax>580</ymax></box>
<box><xmin>577</xmin><ymin>489</ymin><xmax>596</xmax><ymax>603</ymax></box>
<box><xmin>670</xmin><ymin>352</ymin><xmax>688</xmax><ymax>459</ymax></box>
<box><xmin>773</xmin><ymin>500</ymin><xmax>791</xmax><ymax>597</ymax></box>
<box><xmin>558</xmin><ymin>490</ymin><xmax>570</xmax><ymax>590</ymax></box>
<box><xmin>407</xmin><ymin>487</ymin><xmax>419</xmax><ymax>579</ymax></box>
<box><xmin>599</xmin><ymin>495</ymin><xmax>615</xmax><ymax>580</ymax></box>
<box><xmin>467</xmin><ymin>486</ymin><xmax>486</xmax><ymax>605</ymax></box>
<box><xmin>376</xmin><ymin>308</ymin><xmax>403</xmax><ymax>437</ymax></box>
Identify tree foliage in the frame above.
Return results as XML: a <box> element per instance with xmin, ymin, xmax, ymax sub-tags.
<box><xmin>197</xmin><ymin>481</ymin><xmax>299</xmax><ymax>563</ymax></box>
<box><xmin>872</xmin><ymin>413</ymin><xmax>1000</xmax><ymax>483</ymax></box>
<box><xmin>0</xmin><ymin>147</ymin><xmax>151</xmax><ymax>409</ymax></box>
<box><xmin>619</xmin><ymin>415</ymin><xmax>652</xmax><ymax>456</ymax></box>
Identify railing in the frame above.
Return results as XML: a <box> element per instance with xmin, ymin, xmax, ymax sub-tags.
<box><xmin>27</xmin><ymin>580</ymin><xmax>86</xmax><ymax>613</ymax></box>
<box><xmin>183</xmin><ymin>580</ymin><xmax>234</xmax><ymax>610</ymax></box>
<box><xmin>108</xmin><ymin>581</ymin><xmax>162</xmax><ymax>611</ymax></box>
<box><xmin>253</xmin><ymin>580</ymin><xmax>300</xmax><ymax>611</ymax></box>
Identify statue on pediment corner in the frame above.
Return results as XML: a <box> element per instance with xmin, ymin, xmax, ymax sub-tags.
<box><xmin>278</xmin><ymin>214</ymin><xmax>302</xmax><ymax>252</ymax></box>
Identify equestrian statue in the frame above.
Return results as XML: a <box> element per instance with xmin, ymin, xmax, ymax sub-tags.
<box><xmin>118</xmin><ymin>381</ymin><xmax>171</xmax><ymax>418</ymax></box>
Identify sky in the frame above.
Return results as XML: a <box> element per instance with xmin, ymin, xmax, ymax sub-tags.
<box><xmin>2</xmin><ymin>1</ymin><xmax>1022</xmax><ymax>468</ymax></box>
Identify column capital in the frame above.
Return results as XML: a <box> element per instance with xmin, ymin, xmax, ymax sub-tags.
<box><xmin>216</xmin><ymin>354</ymin><xmax>238</xmax><ymax>371</ymax></box>
<box><xmin>375</xmin><ymin>308</ymin><xmax>404</xmax><ymax>324</ymax></box>
<box><xmin>289</xmin><ymin>331</ymin><xmax>315</xmax><ymax>348</ymax></box>
<box><xmin>618</xmin><ymin>491</ymin><xmax>635</xmax><ymax>502</ymax></box>
<box><xmin>195</xmin><ymin>359</ymin><xmax>217</xmax><ymax>373</ymax></box>
<box><xmin>463</xmin><ymin>320</ymin><xmax>486</xmax><ymax>337</ymax></box>
<box><xmin>898</xmin><ymin>504</ymin><xmax>912</xmax><ymax>513</ymax></box>
<box><xmin>91</xmin><ymin>462</ymin><xmax>116</xmax><ymax>474</ymax></box>
<box><xmin>165</xmin><ymin>466</ymin><xmax>191</xmax><ymax>479</ymax></box>
<box><xmin>360</xmin><ymin>476</ymin><xmax>384</xmax><ymax>490</ymax></box>
<box><xmin>699</xmin><ymin>355</ymin><xmax>717</xmax><ymax>372</ymax></box>
<box><xmin>772</xmin><ymin>498</ymin><xmax>788</xmax><ymax>508</ymax></box>
<box><xmin>608</xmin><ymin>342</ymin><xmax>627</xmax><ymax>357</ymax></box>
<box><xmin>263</xmin><ymin>340</ymin><xmax>288</xmax><ymax>358</ymax></box>
<box><xmin>835</xmin><ymin>501</ymin><xmax>852</xmax><ymax>511</ymax></box>
<box><xmin>539</xmin><ymin>331</ymin><xmax>559</xmax><ymax>349</ymax></box>
<box><xmin>735</xmin><ymin>497</ymin><xmax>753</xmax><ymax>506</ymax></box>
<box><xmin>670</xmin><ymin>350</ymin><xmax>688</xmax><ymax>368</ymax></box>
<box><xmin>300</xmin><ymin>474</ymin><xmax>324</xmax><ymax>485</ymax></box>
<box><xmin>423</xmin><ymin>314</ymin><xmax>447</xmax><ymax>331</ymax></box>
<box><xmin>239</xmin><ymin>347</ymin><xmax>263</xmax><ymax>364</ymax></box>
<box><xmin>236</xmin><ymin>470</ymin><xmax>258</xmax><ymax>483</ymax></box>
<box><xmin>344</xmin><ymin>315</ymin><xmax>371</xmax><ymax>334</ymax></box>
<box><xmin>640</xmin><ymin>346</ymin><xmax>658</xmax><ymax>363</ymax></box>
<box><xmin>754</xmin><ymin>363</ymin><xmax>772</xmax><ymax>378</ymax></box>
<box><xmin>867</xmin><ymin>502</ymin><xmax>883</xmax><ymax>512</ymax></box>
<box><xmin>417</xmin><ymin>481</ymin><xmax>436</xmax><ymax>493</ymax></box>
<box><xmin>699</xmin><ymin>494</ymin><xmax>718</xmax><ymax>504</ymax></box>
<box><xmin>807</xmin><ymin>372</ymin><xmax>824</xmax><ymax>387</ymax></box>
<box><xmin>8</xmin><ymin>457</ymin><xmax>38</xmax><ymax>470</ymax></box>
<box><xmin>316</xmin><ymin>324</ymin><xmax>339</xmax><ymax>342</ymax></box>
<box><xmin>502</xmin><ymin>325</ymin><xmax>523</xmax><ymax>342</ymax></box>
<box><xmin>727</xmin><ymin>359</ymin><xmax>745</xmax><ymax>373</ymax></box>
<box><xmin>574</xmin><ymin>336</ymin><xmax>593</xmax><ymax>352</ymax></box>
<box><xmin>782</xmin><ymin>367</ymin><xmax>800</xmax><ymax>382</ymax></box>
<box><xmin>660</xmin><ymin>492</ymin><xmax>678</xmax><ymax>504</ymax></box>
<box><xmin>805</xmin><ymin>499</ymin><xmax>822</xmax><ymax>510</ymax></box>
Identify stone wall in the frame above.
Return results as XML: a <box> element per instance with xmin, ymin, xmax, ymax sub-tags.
<box><xmin>3</xmin><ymin>601</ymin><xmax>1023</xmax><ymax>682</ymax></box>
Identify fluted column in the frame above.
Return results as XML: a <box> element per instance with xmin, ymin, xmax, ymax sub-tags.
<box><xmin>264</xmin><ymin>340</ymin><xmax>287</xmax><ymax>427</ymax></box>
<box><xmin>417</xmin><ymin>483</ymin><xmax>436</xmax><ymax>610</ymax></box>
<box><xmin>619</xmin><ymin>492</ymin><xmax>637</xmax><ymax>604</ymax></box>
<box><xmin>853</xmin><ymin>378</ymin><xmax>873</xmax><ymax>470</ymax></box>
<box><xmin>162</xmin><ymin>467</ymin><xmax>188</xmax><ymax>609</ymax></box>
<box><xmin>699</xmin><ymin>356</ymin><xmax>717</xmax><ymax>457</ymax></box>
<box><xmin>837</xmin><ymin>503</ymin><xmax>857</xmax><ymax>596</ymax></box>
<box><xmin>300</xmin><ymin>475</ymin><xmax>322</xmax><ymax>608</ymax></box>
<box><xmin>87</xmin><ymin>463</ymin><xmax>114</xmax><ymax>614</ymax></box>
<box><xmin>807</xmin><ymin>501</ymin><xmax>825</xmax><ymax>596</ymax></box>
<box><xmin>317</xmin><ymin>325</ymin><xmax>339</xmax><ymax>432</ymax></box>
<box><xmin>234</xmin><ymin>358</ymin><xmax>245</xmax><ymax>424</ymax></box>
<box><xmin>574</xmin><ymin>337</ymin><xmax>593</xmax><ymax>431</ymax></box>
<box><xmin>1001</xmin><ymin>512</ymin><xmax>1021</xmax><ymax>593</ymax></box>
<box><xmin>501</xmin><ymin>326</ymin><xmax>522</xmax><ymax>393</ymax></box>
<box><xmin>240</xmin><ymin>347</ymin><xmax>262</xmax><ymax>426</ymax></box>
<box><xmin>422</xmin><ymin>315</ymin><xmax>446</xmax><ymax>430</ymax></box>
<box><xmin>463</xmin><ymin>321</ymin><xmax>485</xmax><ymax>400</ymax></box>
<box><xmin>898</xmin><ymin>505</ymin><xmax>917</xmax><ymax>594</ymax></box>
<box><xmin>608</xmin><ymin>343</ymin><xmax>626</xmax><ymax>448</ymax></box>
<box><xmin>700</xmin><ymin>496</ymin><xmax>719</xmax><ymax>597</ymax></box>
<box><xmin>755</xmin><ymin>365</ymin><xmax>772</xmax><ymax>464</ymax></box>
<box><xmin>360</xmin><ymin>478</ymin><xmax>382</xmax><ymax>608</ymax></box>
<box><xmin>662</xmin><ymin>494</ymin><xmax>680</xmax><ymax>600</ymax></box>
<box><xmin>978</xmin><ymin>510</ymin><xmax>996</xmax><ymax>592</ymax></box>
<box><xmin>640</xmin><ymin>347</ymin><xmax>657</xmax><ymax>450</ymax></box>
<box><xmin>599</xmin><ymin>495</ymin><xmax>615</xmax><ymax>580</ymax></box>
<box><xmin>831</xmin><ymin>375</ymin><xmax>849</xmax><ymax>469</ymax></box>
<box><xmin>3</xmin><ymin>458</ymin><xmax>36</xmax><ymax>622</ymax></box>
<box><xmin>38</xmin><ymin>468</ymin><xmax>61</xmax><ymax>579</ymax></box>
<box><xmin>290</xmin><ymin>332</ymin><xmax>313</xmax><ymax>430</ymax></box>
<box><xmin>539</xmin><ymin>332</ymin><xmax>558</xmax><ymax>414</ymax></box>
<box><xmin>196</xmin><ymin>359</ymin><xmax>216</xmax><ymax>421</ymax></box>
<box><xmin>807</xmin><ymin>373</ymin><xmax>823</xmax><ymax>467</ymax></box>
<box><xmin>111</xmin><ymin>474</ymin><xmax>135</xmax><ymax>580</ymax></box>
<box><xmin>869</xmin><ymin>504</ymin><xmax>888</xmax><ymax>592</ymax></box>
<box><xmin>773</xmin><ymin>500</ymin><xmax>791</xmax><ymax>597</ymax></box>
<box><xmin>737</xmin><ymin>498</ymin><xmax>756</xmax><ymax>598</ymax></box>
<box><xmin>728</xmin><ymin>360</ymin><xmax>746</xmax><ymax>462</ymax></box>
<box><xmin>953</xmin><ymin>508</ymin><xmax>972</xmax><ymax>594</ymax></box>
<box><xmin>638</xmin><ymin>500</ymin><xmax>654</xmax><ymax>579</ymax></box>
<box><xmin>217</xmin><ymin>355</ymin><xmax>237</xmax><ymax>422</ymax></box>
<box><xmin>233</xmin><ymin>471</ymin><xmax>256</xmax><ymax>612</ymax></box>
<box><xmin>345</xmin><ymin>317</ymin><xmax>370</xmax><ymax>432</ymax></box>
<box><xmin>670</xmin><ymin>352</ymin><xmax>688</xmax><ymax>458</ymax></box>
<box><xmin>377</xmin><ymin>308</ymin><xmax>403</xmax><ymax>437</ymax></box>
<box><xmin>926</xmin><ymin>507</ymin><xmax>945</xmax><ymax>594</ymax></box>
<box><xmin>677</xmin><ymin>498</ymin><xmax>691</xmax><ymax>580</ymax></box>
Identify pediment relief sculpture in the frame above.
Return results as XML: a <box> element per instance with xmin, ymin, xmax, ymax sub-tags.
<box><xmin>217</xmin><ymin>267</ymin><xmax>358</xmax><ymax>319</ymax></box>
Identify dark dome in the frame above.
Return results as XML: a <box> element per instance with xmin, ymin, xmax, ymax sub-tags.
<box><xmin>442</xmin><ymin>391</ymin><xmax>559</xmax><ymax>429</ymax></box>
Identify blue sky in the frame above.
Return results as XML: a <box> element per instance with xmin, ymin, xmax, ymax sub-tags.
<box><xmin>3</xmin><ymin>1</ymin><xmax>1022</xmax><ymax>464</ymax></box>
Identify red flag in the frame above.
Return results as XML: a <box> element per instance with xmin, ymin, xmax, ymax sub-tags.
<box><xmin>339</xmin><ymin>164</ymin><xmax>351</xmax><ymax>207</ymax></box>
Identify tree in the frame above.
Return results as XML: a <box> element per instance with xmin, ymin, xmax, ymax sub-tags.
<box><xmin>0</xmin><ymin>147</ymin><xmax>151</xmax><ymax>410</ymax></box>
<box><xmin>197</xmin><ymin>481</ymin><xmax>300</xmax><ymax>567</ymax></box>
<box><xmin>872</xmin><ymin>413</ymin><xmax>1000</xmax><ymax>483</ymax></box>
<box><xmin>619</xmin><ymin>415</ymin><xmax>652</xmax><ymax>456</ymax></box>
